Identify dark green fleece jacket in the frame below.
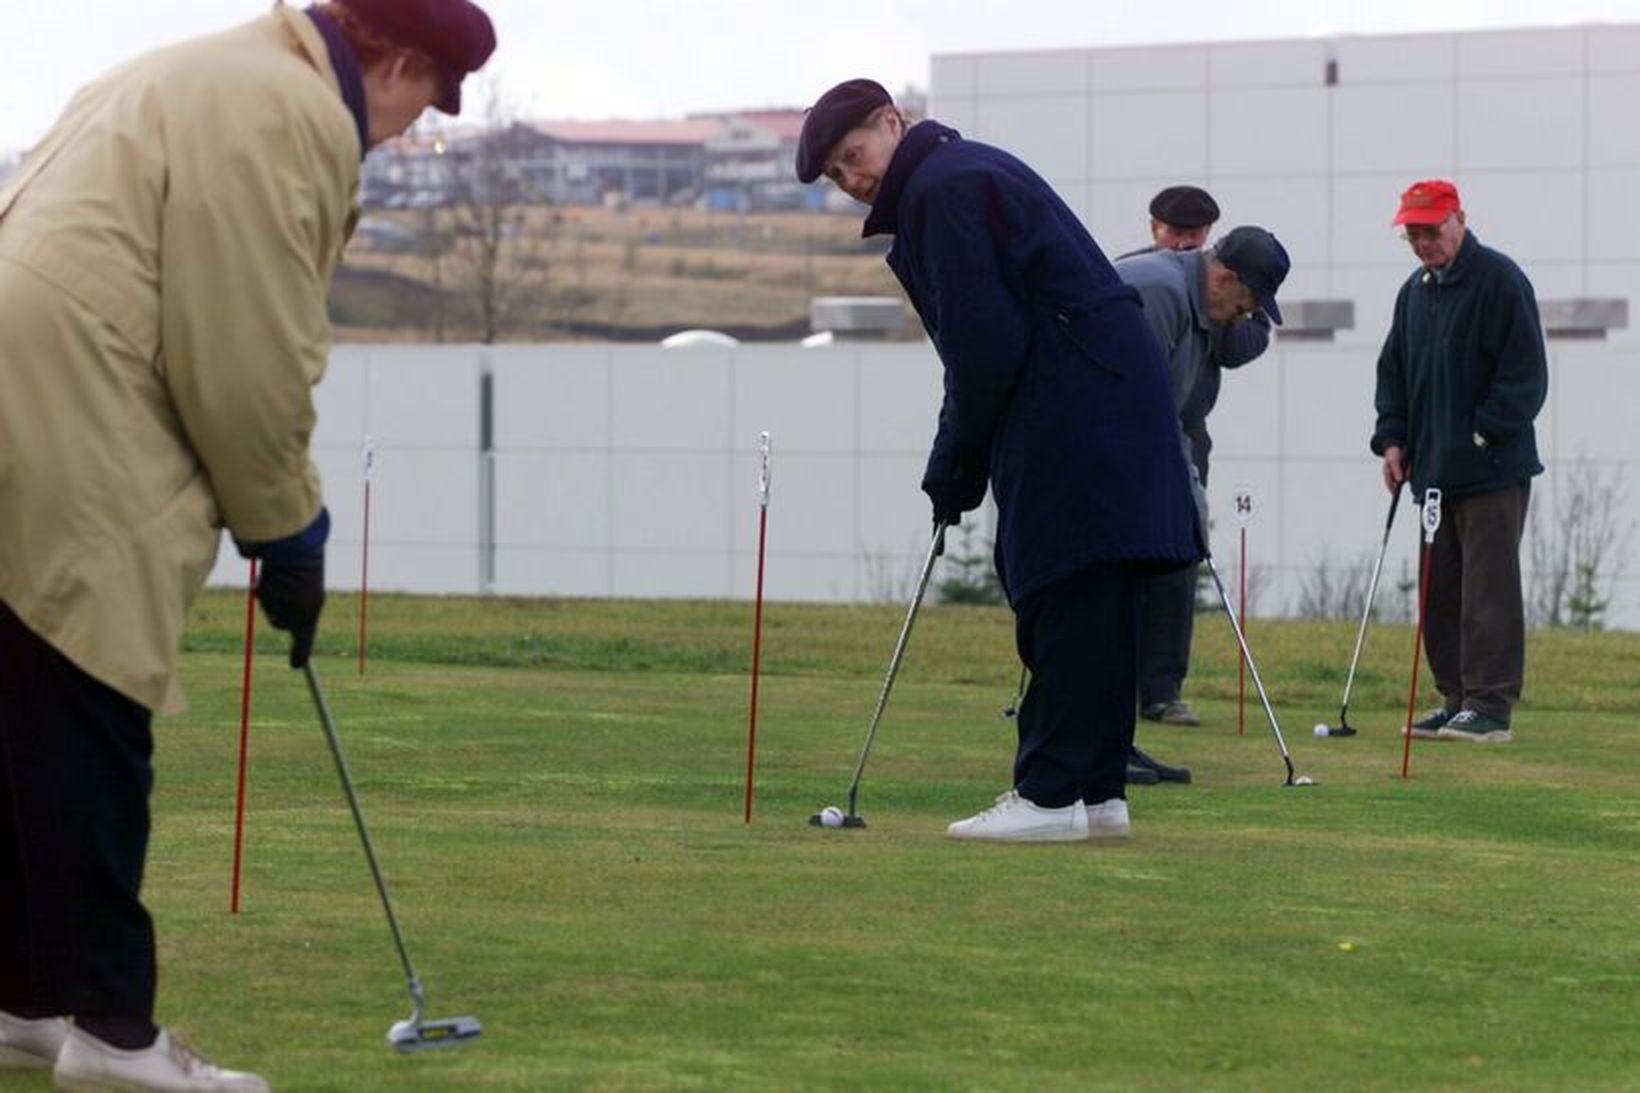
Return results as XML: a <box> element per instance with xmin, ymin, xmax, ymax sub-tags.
<box><xmin>1371</xmin><ymin>230</ymin><xmax>1548</xmax><ymax>497</ymax></box>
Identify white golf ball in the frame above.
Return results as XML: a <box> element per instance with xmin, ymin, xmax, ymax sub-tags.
<box><xmin>819</xmin><ymin>806</ymin><xmax>845</xmax><ymax>828</ymax></box>
<box><xmin>1313</xmin><ymin>722</ymin><xmax>1330</xmax><ymax>738</ymax></box>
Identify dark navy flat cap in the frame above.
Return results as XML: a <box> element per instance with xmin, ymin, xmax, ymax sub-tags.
<box><xmin>795</xmin><ymin>78</ymin><xmax>892</xmax><ymax>183</ymax></box>
<box><xmin>337</xmin><ymin>0</ymin><xmax>496</xmax><ymax>114</ymax></box>
<box><xmin>1149</xmin><ymin>185</ymin><xmax>1220</xmax><ymax>229</ymax></box>
<box><xmin>1214</xmin><ymin>226</ymin><xmax>1289</xmax><ymax>325</ymax></box>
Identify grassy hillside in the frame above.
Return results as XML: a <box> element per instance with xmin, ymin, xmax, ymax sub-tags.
<box><xmin>329</xmin><ymin>205</ymin><xmax>910</xmax><ymax>344</ymax></box>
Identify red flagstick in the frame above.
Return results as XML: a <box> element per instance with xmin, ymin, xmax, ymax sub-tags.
<box><xmin>744</xmin><ymin>432</ymin><xmax>772</xmax><ymax>824</ymax></box>
<box><xmin>358</xmin><ymin>437</ymin><xmax>375</xmax><ymax>676</ymax></box>
<box><xmin>231</xmin><ymin>557</ymin><xmax>257</xmax><ymax>914</ymax></box>
<box><xmin>1401</xmin><ymin>489</ymin><xmax>1442</xmax><ymax>779</ymax></box>
<box><xmin>1238</xmin><ymin>525</ymin><xmax>1247</xmax><ymax>737</ymax></box>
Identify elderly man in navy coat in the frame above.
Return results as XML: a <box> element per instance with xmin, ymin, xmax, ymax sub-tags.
<box><xmin>797</xmin><ymin>80</ymin><xmax>1203</xmax><ymax>842</ymax></box>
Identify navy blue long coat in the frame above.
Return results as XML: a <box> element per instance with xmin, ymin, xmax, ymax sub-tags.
<box><xmin>864</xmin><ymin>120</ymin><xmax>1202</xmax><ymax>606</ymax></box>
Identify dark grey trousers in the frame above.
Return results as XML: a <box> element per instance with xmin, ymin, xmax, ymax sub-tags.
<box><xmin>1423</xmin><ymin>482</ymin><xmax>1531</xmax><ymax>723</ymax></box>
<box><xmin>0</xmin><ymin>601</ymin><xmax>157</xmax><ymax>1021</ymax></box>
<box><xmin>1136</xmin><ymin>564</ymin><xmax>1195</xmax><ymax>707</ymax></box>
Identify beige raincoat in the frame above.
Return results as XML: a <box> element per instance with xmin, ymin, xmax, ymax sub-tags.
<box><xmin>0</xmin><ymin>4</ymin><xmax>359</xmax><ymax>712</ymax></box>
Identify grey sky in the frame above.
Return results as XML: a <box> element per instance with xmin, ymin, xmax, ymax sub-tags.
<box><xmin>5</xmin><ymin>0</ymin><xmax>1639</xmax><ymax>150</ymax></box>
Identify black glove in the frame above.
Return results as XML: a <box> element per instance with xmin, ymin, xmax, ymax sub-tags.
<box><xmin>922</xmin><ymin>443</ymin><xmax>989</xmax><ymax>527</ymax></box>
<box><xmin>256</xmin><ymin>553</ymin><xmax>325</xmax><ymax>669</ymax></box>
<box><xmin>924</xmin><ymin>469</ymin><xmax>988</xmax><ymax>525</ymax></box>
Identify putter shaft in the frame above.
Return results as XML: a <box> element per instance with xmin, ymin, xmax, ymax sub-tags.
<box><xmin>1338</xmin><ymin>484</ymin><xmax>1403</xmax><ymax>724</ymax></box>
<box><xmin>843</xmin><ymin>521</ymin><xmax>947</xmax><ymax>817</ymax></box>
<box><xmin>1204</xmin><ymin>554</ymin><xmax>1297</xmax><ymax>783</ymax></box>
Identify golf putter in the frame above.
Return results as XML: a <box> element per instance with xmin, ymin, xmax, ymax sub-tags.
<box><xmin>1000</xmin><ymin>664</ymin><xmax>1028</xmax><ymax>720</ymax></box>
<box><xmin>1203</xmin><ymin>554</ymin><xmax>1314</xmax><ymax>787</ymax></box>
<box><xmin>1330</xmin><ymin>483</ymin><xmax>1403</xmax><ymax>737</ymax></box>
<box><xmin>301</xmin><ymin>662</ymin><xmax>483</xmax><ymax>1052</ymax></box>
<box><xmin>811</xmin><ymin>520</ymin><xmax>948</xmax><ymax>829</ymax></box>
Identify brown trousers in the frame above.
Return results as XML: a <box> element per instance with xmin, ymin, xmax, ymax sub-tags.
<box><xmin>1422</xmin><ymin>482</ymin><xmax>1531</xmax><ymax>723</ymax></box>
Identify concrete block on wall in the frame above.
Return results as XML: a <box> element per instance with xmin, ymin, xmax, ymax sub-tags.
<box><xmin>1457</xmin><ymin>79</ymin><xmax>1583</xmax><ymax>170</ymax></box>
<box><xmin>1089</xmin><ymin>91</ymin><xmax>1208</xmax><ymax>180</ymax></box>
<box><xmin>975</xmin><ymin>95</ymin><xmax>1089</xmax><ymax>182</ymax></box>
<box><xmin>492</xmin><ymin>346</ymin><xmax>612</xmax><ymax>449</ymax></box>
<box><xmin>1457</xmin><ymin>27</ymin><xmax>1585</xmax><ymax>78</ymax></box>
<box><xmin>1334</xmin><ymin>33</ymin><xmax>1456</xmax><ymax>83</ymax></box>
<box><xmin>365</xmin><ymin>346</ymin><xmax>481</xmax><ymax>447</ymax></box>
<box><xmin>1208</xmin><ymin>87</ymin><xmax>1330</xmax><ymax>175</ymax></box>
<box><xmin>1332</xmin><ymin>83</ymin><xmax>1456</xmax><ymax>174</ymax></box>
<box><xmin>1209</xmin><ymin>39</ymin><xmax>1330</xmax><ymax>87</ymax></box>
<box><xmin>975</xmin><ymin>49</ymin><xmax>1089</xmax><ymax>95</ymax></box>
<box><xmin>610</xmin><ymin>348</ymin><xmax>732</xmax><ymax>451</ymax></box>
<box><xmin>1089</xmin><ymin>44</ymin><xmax>1208</xmax><ymax>92</ymax></box>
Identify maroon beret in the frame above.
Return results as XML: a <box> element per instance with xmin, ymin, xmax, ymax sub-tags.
<box><xmin>336</xmin><ymin>0</ymin><xmax>496</xmax><ymax>115</ymax></box>
<box><xmin>795</xmin><ymin>78</ymin><xmax>891</xmax><ymax>183</ymax></box>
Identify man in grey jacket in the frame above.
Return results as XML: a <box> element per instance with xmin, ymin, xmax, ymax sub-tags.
<box><xmin>1115</xmin><ymin>227</ymin><xmax>1289</xmax><ymax>760</ymax></box>
<box><xmin>1124</xmin><ymin>199</ymin><xmax>1275</xmax><ymax>746</ymax></box>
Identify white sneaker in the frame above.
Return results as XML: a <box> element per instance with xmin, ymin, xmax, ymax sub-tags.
<box><xmin>0</xmin><ymin>1010</ymin><xmax>68</xmax><ymax>1069</ymax></box>
<box><xmin>1086</xmin><ymin>797</ymin><xmax>1131</xmax><ymax>839</ymax></box>
<box><xmin>946</xmin><ymin>790</ymin><xmax>1089</xmax><ymax>842</ymax></box>
<box><xmin>53</xmin><ymin>1026</ymin><xmax>268</xmax><ymax>1092</ymax></box>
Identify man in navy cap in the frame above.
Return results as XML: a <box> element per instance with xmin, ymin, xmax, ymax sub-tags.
<box><xmin>1148</xmin><ymin>185</ymin><xmax>1220</xmax><ymax>252</ymax></box>
<box><xmin>1117</xmin><ymin>226</ymin><xmax>1290</xmax><ymax>498</ymax></box>
<box><xmin>0</xmin><ymin>1</ymin><xmax>493</xmax><ymax>1087</ymax></box>
<box><xmin>797</xmin><ymin>80</ymin><xmax>1203</xmax><ymax>842</ymax></box>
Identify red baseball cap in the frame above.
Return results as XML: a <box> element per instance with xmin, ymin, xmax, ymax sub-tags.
<box><xmin>1392</xmin><ymin>179</ymin><xmax>1462</xmax><ymax>226</ymax></box>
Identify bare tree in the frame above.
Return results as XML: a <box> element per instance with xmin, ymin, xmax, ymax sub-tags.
<box><xmin>1294</xmin><ymin>548</ymin><xmax>1378</xmax><ymax>621</ymax></box>
<box><xmin>425</xmin><ymin>83</ymin><xmax>553</xmax><ymax>343</ymax></box>
<box><xmin>1527</xmin><ymin>459</ymin><xmax>1635</xmax><ymax>630</ymax></box>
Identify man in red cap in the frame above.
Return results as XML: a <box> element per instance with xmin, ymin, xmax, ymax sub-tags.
<box><xmin>1371</xmin><ymin>179</ymin><xmax>1547</xmax><ymax>744</ymax></box>
<box><xmin>0</xmin><ymin>2</ymin><xmax>493</xmax><ymax>1087</ymax></box>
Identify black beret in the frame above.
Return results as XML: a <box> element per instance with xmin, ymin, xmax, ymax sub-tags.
<box><xmin>337</xmin><ymin>0</ymin><xmax>497</xmax><ymax>115</ymax></box>
<box><xmin>795</xmin><ymin>78</ymin><xmax>892</xmax><ymax>183</ymax></box>
<box><xmin>1149</xmin><ymin>185</ymin><xmax>1220</xmax><ymax>230</ymax></box>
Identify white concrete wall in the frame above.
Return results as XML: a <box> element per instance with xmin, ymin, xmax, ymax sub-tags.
<box><xmin>209</xmin><ymin>343</ymin><xmax>948</xmax><ymax>607</ymax></box>
<box><xmin>931</xmin><ymin>24</ymin><xmax>1640</xmax><ymax>353</ymax></box>
<box><xmin>208</xmin><ymin>339</ymin><xmax>1640</xmax><ymax>629</ymax></box>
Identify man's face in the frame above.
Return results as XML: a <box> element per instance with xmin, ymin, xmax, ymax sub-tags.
<box><xmin>1402</xmin><ymin>211</ymin><xmax>1467</xmax><ymax>270</ymax></box>
<box><xmin>1205</xmin><ymin>260</ymin><xmax>1259</xmax><ymax>325</ymax></box>
<box><xmin>362</xmin><ymin>57</ymin><xmax>444</xmax><ymax>148</ymax></box>
<box><xmin>821</xmin><ymin>110</ymin><xmax>903</xmax><ymax>206</ymax></box>
<box><xmin>1152</xmin><ymin>219</ymin><xmax>1211</xmax><ymax>251</ymax></box>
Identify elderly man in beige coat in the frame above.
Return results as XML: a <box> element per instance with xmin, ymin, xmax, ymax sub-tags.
<box><xmin>0</xmin><ymin>2</ymin><xmax>493</xmax><ymax>1089</ymax></box>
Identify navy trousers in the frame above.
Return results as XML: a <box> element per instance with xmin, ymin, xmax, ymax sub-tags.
<box><xmin>0</xmin><ymin>601</ymin><xmax>157</xmax><ymax>1021</ymax></box>
<box><xmin>1013</xmin><ymin>563</ymin><xmax>1139</xmax><ymax>808</ymax></box>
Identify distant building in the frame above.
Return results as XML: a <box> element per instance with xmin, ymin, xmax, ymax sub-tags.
<box><xmin>356</xmin><ymin>94</ymin><xmax>929</xmax><ymax>212</ymax></box>
<box><xmin>699</xmin><ymin>110</ymin><xmax>818</xmax><ymax>212</ymax></box>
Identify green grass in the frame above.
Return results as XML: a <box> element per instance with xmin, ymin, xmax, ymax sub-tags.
<box><xmin>7</xmin><ymin>592</ymin><xmax>1636</xmax><ymax>1091</ymax></box>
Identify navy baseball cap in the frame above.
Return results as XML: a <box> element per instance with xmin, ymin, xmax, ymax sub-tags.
<box><xmin>336</xmin><ymin>0</ymin><xmax>496</xmax><ymax>115</ymax></box>
<box><xmin>1214</xmin><ymin>226</ymin><xmax>1289</xmax><ymax>325</ymax></box>
<box><xmin>795</xmin><ymin>78</ymin><xmax>892</xmax><ymax>183</ymax></box>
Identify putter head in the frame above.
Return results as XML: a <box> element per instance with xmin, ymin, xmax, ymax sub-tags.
<box><xmin>1328</xmin><ymin>721</ymin><xmax>1359</xmax><ymax>737</ymax></box>
<box><xmin>388</xmin><ymin>1014</ymin><xmax>483</xmax><ymax>1053</ymax></box>
<box><xmin>1287</xmin><ymin>775</ymin><xmax>1317</xmax><ymax>787</ymax></box>
<box><xmin>807</xmin><ymin>811</ymin><xmax>867</xmax><ymax>829</ymax></box>
<box><xmin>1000</xmin><ymin>703</ymin><xmax>1019</xmax><ymax>720</ymax></box>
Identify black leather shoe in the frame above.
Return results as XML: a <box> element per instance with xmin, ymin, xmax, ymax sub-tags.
<box><xmin>1130</xmin><ymin>745</ymin><xmax>1192</xmax><ymax>784</ymax></box>
<box><xmin>1125</xmin><ymin>761</ymin><xmax>1160</xmax><ymax>785</ymax></box>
